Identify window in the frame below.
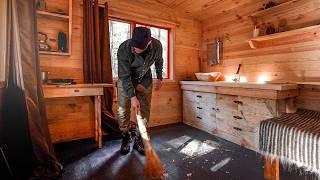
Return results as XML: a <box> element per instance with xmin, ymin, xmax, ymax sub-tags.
<box><xmin>0</xmin><ymin>0</ymin><xmax>8</xmax><ymax>86</ymax></box>
<box><xmin>109</xmin><ymin>20</ymin><xmax>131</xmax><ymax>78</ymax></box>
<box><xmin>109</xmin><ymin>19</ymin><xmax>171</xmax><ymax>79</ymax></box>
<box><xmin>136</xmin><ymin>23</ymin><xmax>169</xmax><ymax>79</ymax></box>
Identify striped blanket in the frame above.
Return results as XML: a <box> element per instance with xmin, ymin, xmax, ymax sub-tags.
<box><xmin>259</xmin><ymin>109</ymin><xmax>320</xmax><ymax>176</ymax></box>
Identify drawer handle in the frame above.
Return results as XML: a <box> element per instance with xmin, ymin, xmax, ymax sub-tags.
<box><xmin>74</xmin><ymin>89</ymin><xmax>80</xmax><ymax>93</ymax></box>
<box><xmin>197</xmin><ymin>107</ymin><xmax>203</xmax><ymax>109</ymax></box>
<box><xmin>213</xmin><ymin>108</ymin><xmax>219</xmax><ymax>111</ymax></box>
<box><xmin>233</xmin><ymin>116</ymin><xmax>243</xmax><ymax>120</ymax></box>
<box><xmin>233</xmin><ymin>100</ymin><xmax>243</xmax><ymax>105</ymax></box>
<box><xmin>234</xmin><ymin>127</ymin><xmax>243</xmax><ymax>131</ymax></box>
<box><xmin>196</xmin><ymin>95</ymin><xmax>202</xmax><ymax>98</ymax></box>
<box><xmin>196</xmin><ymin>116</ymin><xmax>202</xmax><ymax>120</ymax></box>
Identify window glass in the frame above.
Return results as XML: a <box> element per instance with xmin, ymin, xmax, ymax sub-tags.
<box><xmin>136</xmin><ymin>24</ymin><xmax>169</xmax><ymax>79</ymax></box>
<box><xmin>109</xmin><ymin>20</ymin><xmax>131</xmax><ymax>78</ymax></box>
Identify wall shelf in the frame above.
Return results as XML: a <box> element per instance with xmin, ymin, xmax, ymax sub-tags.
<box><xmin>39</xmin><ymin>51</ymin><xmax>71</xmax><ymax>56</ymax></box>
<box><xmin>36</xmin><ymin>0</ymin><xmax>72</xmax><ymax>56</ymax></box>
<box><xmin>248</xmin><ymin>24</ymin><xmax>320</xmax><ymax>48</ymax></box>
<box><xmin>36</xmin><ymin>10</ymin><xmax>69</xmax><ymax>21</ymax></box>
<box><xmin>249</xmin><ymin>0</ymin><xmax>301</xmax><ymax>18</ymax></box>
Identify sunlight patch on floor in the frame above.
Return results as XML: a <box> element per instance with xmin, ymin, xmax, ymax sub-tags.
<box><xmin>166</xmin><ymin>135</ymin><xmax>192</xmax><ymax>149</ymax></box>
<box><xmin>179</xmin><ymin>139</ymin><xmax>216</xmax><ymax>157</ymax></box>
<box><xmin>210</xmin><ymin>157</ymin><xmax>231</xmax><ymax>172</ymax></box>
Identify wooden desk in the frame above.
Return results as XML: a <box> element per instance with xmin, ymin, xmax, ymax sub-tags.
<box><xmin>43</xmin><ymin>83</ymin><xmax>113</xmax><ymax>148</ymax></box>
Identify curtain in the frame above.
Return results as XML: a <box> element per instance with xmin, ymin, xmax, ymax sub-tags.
<box><xmin>83</xmin><ymin>0</ymin><xmax>120</xmax><ymax>135</ymax></box>
<box><xmin>2</xmin><ymin>0</ymin><xmax>62</xmax><ymax>178</ymax></box>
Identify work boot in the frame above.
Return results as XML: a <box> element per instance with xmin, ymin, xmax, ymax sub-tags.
<box><xmin>133</xmin><ymin>135</ymin><xmax>145</xmax><ymax>155</ymax></box>
<box><xmin>120</xmin><ymin>132</ymin><xmax>131</xmax><ymax>155</ymax></box>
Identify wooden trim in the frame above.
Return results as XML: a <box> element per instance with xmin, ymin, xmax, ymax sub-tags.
<box><xmin>108</xmin><ymin>8</ymin><xmax>179</xmax><ymax>28</ymax></box>
<box><xmin>248</xmin><ymin>24</ymin><xmax>320</xmax><ymax>49</ymax></box>
<box><xmin>181</xmin><ymin>84</ymin><xmax>299</xmax><ymax>100</ymax></box>
<box><xmin>264</xmin><ymin>157</ymin><xmax>280</xmax><ymax>180</ymax></box>
<box><xmin>285</xmin><ymin>98</ymin><xmax>296</xmax><ymax>113</ymax></box>
<box><xmin>36</xmin><ymin>10</ymin><xmax>69</xmax><ymax>20</ymax></box>
<box><xmin>42</xmin><ymin>83</ymin><xmax>113</xmax><ymax>88</ymax></box>
<box><xmin>39</xmin><ymin>51</ymin><xmax>71</xmax><ymax>56</ymax></box>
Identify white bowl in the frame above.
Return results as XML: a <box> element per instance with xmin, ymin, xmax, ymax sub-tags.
<box><xmin>195</xmin><ymin>72</ymin><xmax>221</xmax><ymax>81</ymax></box>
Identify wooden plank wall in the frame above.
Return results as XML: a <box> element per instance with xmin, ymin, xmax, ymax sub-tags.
<box><xmin>200</xmin><ymin>0</ymin><xmax>320</xmax><ymax>112</ymax></box>
<box><xmin>201</xmin><ymin>0</ymin><xmax>320</xmax><ymax>81</ymax></box>
<box><xmin>41</xmin><ymin>0</ymin><xmax>201</xmax><ymax>143</ymax></box>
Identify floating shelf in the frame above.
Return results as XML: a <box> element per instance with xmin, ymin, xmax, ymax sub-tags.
<box><xmin>36</xmin><ymin>10</ymin><xmax>69</xmax><ymax>20</ymax></box>
<box><xmin>248</xmin><ymin>24</ymin><xmax>320</xmax><ymax>48</ymax></box>
<box><xmin>39</xmin><ymin>51</ymin><xmax>70</xmax><ymax>56</ymax></box>
<box><xmin>249</xmin><ymin>0</ymin><xmax>301</xmax><ymax>18</ymax></box>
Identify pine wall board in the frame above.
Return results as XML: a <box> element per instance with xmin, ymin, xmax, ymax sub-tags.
<box><xmin>41</xmin><ymin>0</ymin><xmax>201</xmax><ymax>143</ymax></box>
<box><xmin>200</xmin><ymin>0</ymin><xmax>320</xmax><ymax>111</ymax></box>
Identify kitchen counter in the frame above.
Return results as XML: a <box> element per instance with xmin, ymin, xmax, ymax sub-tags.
<box><xmin>180</xmin><ymin>81</ymin><xmax>298</xmax><ymax>91</ymax></box>
<box><xmin>180</xmin><ymin>81</ymin><xmax>299</xmax><ymax>151</ymax></box>
<box><xmin>180</xmin><ymin>81</ymin><xmax>299</xmax><ymax>100</ymax></box>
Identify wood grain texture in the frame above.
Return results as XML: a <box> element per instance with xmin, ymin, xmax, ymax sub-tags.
<box><xmin>264</xmin><ymin>158</ymin><xmax>280</xmax><ymax>180</ymax></box>
<box><xmin>182</xmin><ymin>83</ymin><xmax>290</xmax><ymax>151</ymax></box>
<box><xmin>200</xmin><ymin>0</ymin><xmax>320</xmax><ymax>111</ymax></box>
<box><xmin>201</xmin><ymin>0</ymin><xmax>320</xmax><ymax>81</ymax></box>
<box><xmin>42</xmin><ymin>0</ymin><xmax>201</xmax><ymax>143</ymax></box>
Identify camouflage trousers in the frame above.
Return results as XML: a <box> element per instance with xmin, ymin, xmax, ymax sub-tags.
<box><xmin>117</xmin><ymin>81</ymin><xmax>152</xmax><ymax>134</ymax></box>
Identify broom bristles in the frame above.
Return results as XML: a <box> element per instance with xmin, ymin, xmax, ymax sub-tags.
<box><xmin>144</xmin><ymin>143</ymin><xmax>165</xmax><ymax>179</ymax></box>
<box><xmin>136</xmin><ymin>113</ymin><xmax>164</xmax><ymax>180</ymax></box>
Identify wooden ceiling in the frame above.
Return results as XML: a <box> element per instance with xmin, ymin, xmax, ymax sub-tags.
<box><xmin>153</xmin><ymin>0</ymin><xmax>261</xmax><ymax>21</ymax></box>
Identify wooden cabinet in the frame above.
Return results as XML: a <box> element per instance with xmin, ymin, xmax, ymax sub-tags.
<box><xmin>181</xmin><ymin>81</ymin><xmax>298</xmax><ymax>151</ymax></box>
<box><xmin>183</xmin><ymin>91</ymin><xmax>285</xmax><ymax>151</ymax></box>
<box><xmin>183</xmin><ymin>91</ymin><xmax>217</xmax><ymax>133</ymax></box>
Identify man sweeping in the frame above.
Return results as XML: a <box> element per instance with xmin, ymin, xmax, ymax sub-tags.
<box><xmin>117</xmin><ymin>27</ymin><xmax>163</xmax><ymax>155</ymax></box>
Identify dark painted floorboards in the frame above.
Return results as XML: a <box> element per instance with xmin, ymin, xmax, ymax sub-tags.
<box><xmin>55</xmin><ymin>123</ymin><xmax>313</xmax><ymax>180</ymax></box>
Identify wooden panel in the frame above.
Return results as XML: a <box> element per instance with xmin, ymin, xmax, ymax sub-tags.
<box><xmin>200</xmin><ymin>0</ymin><xmax>320</xmax><ymax>111</ymax></box>
<box><xmin>264</xmin><ymin>158</ymin><xmax>280</xmax><ymax>180</ymax></box>
<box><xmin>44</xmin><ymin>87</ymin><xmax>104</xmax><ymax>98</ymax></box>
<box><xmin>42</xmin><ymin>0</ymin><xmax>201</xmax><ymax>143</ymax></box>
<box><xmin>201</xmin><ymin>0</ymin><xmax>320</xmax><ymax>81</ymax></box>
<box><xmin>296</xmin><ymin>85</ymin><xmax>320</xmax><ymax>112</ymax></box>
<box><xmin>46</xmin><ymin>97</ymin><xmax>94</xmax><ymax>143</ymax></box>
<box><xmin>182</xmin><ymin>90</ymin><xmax>217</xmax><ymax>133</ymax></box>
<box><xmin>182</xmin><ymin>91</ymin><xmax>283</xmax><ymax>151</ymax></box>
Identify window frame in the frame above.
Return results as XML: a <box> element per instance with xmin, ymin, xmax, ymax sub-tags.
<box><xmin>109</xmin><ymin>18</ymin><xmax>171</xmax><ymax>80</ymax></box>
<box><xmin>133</xmin><ymin>22</ymin><xmax>171</xmax><ymax>79</ymax></box>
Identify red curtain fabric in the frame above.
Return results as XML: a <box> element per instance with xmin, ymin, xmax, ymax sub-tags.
<box><xmin>83</xmin><ymin>0</ymin><xmax>120</xmax><ymax>134</ymax></box>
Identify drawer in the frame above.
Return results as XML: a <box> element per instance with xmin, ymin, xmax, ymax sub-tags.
<box><xmin>216</xmin><ymin>94</ymin><xmax>238</xmax><ymax>112</ymax></box>
<box><xmin>237</xmin><ymin>96</ymin><xmax>277</xmax><ymax>119</ymax></box>
<box><xmin>44</xmin><ymin>87</ymin><xmax>104</xmax><ymax>98</ymax></box>
<box><xmin>183</xmin><ymin>91</ymin><xmax>216</xmax><ymax>105</ymax></box>
<box><xmin>215</xmin><ymin>118</ymin><xmax>258</xmax><ymax>149</ymax></box>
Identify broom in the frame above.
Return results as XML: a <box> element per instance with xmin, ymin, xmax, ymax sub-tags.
<box><xmin>136</xmin><ymin>112</ymin><xmax>165</xmax><ymax>180</ymax></box>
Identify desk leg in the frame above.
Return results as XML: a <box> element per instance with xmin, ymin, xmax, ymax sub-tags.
<box><xmin>264</xmin><ymin>157</ymin><xmax>280</xmax><ymax>180</ymax></box>
<box><xmin>94</xmin><ymin>96</ymin><xmax>102</xmax><ymax>148</ymax></box>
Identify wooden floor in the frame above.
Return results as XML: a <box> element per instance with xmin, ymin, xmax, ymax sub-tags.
<box><xmin>55</xmin><ymin>123</ymin><xmax>313</xmax><ymax>180</ymax></box>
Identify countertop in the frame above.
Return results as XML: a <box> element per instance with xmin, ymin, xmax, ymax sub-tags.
<box><xmin>180</xmin><ymin>81</ymin><xmax>298</xmax><ymax>91</ymax></box>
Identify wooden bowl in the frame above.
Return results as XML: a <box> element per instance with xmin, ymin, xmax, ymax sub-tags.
<box><xmin>195</xmin><ymin>72</ymin><xmax>222</xmax><ymax>82</ymax></box>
